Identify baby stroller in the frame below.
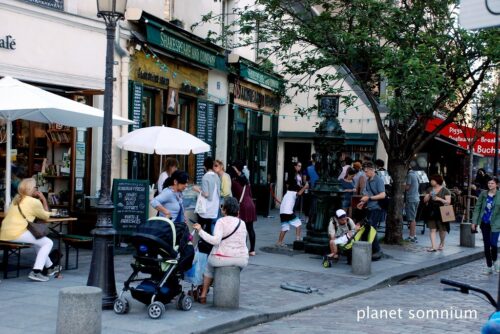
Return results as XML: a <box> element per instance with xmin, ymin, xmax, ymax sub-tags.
<box><xmin>113</xmin><ymin>217</ymin><xmax>195</xmax><ymax>319</ymax></box>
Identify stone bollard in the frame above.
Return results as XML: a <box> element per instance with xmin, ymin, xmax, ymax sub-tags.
<box><xmin>213</xmin><ymin>266</ymin><xmax>240</xmax><ymax>308</ymax></box>
<box><xmin>352</xmin><ymin>241</ymin><xmax>372</xmax><ymax>276</ymax></box>
<box><xmin>56</xmin><ymin>286</ymin><xmax>102</xmax><ymax>334</ymax></box>
<box><xmin>460</xmin><ymin>223</ymin><xmax>476</xmax><ymax>248</ymax></box>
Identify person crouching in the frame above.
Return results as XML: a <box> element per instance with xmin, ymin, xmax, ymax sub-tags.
<box><xmin>326</xmin><ymin>209</ymin><xmax>356</xmax><ymax>261</ymax></box>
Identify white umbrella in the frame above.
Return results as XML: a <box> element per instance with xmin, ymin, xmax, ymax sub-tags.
<box><xmin>116</xmin><ymin>126</ymin><xmax>210</xmax><ymax>155</ymax></box>
<box><xmin>0</xmin><ymin>76</ymin><xmax>134</xmax><ymax>208</ymax></box>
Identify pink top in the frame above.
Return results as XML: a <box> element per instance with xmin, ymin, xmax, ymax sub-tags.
<box><xmin>198</xmin><ymin>216</ymin><xmax>249</xmax><ymax>259</ymax></box>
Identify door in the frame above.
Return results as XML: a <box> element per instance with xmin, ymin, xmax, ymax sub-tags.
<box><xmin>283</xmin><ymin>142</ymin><xmax>312</xmax><ymax>193</ymax></box>
<box><xmin>132</xmin><ymin>89</ymin><xmax>155</xmax><ymax>184</ymax></box>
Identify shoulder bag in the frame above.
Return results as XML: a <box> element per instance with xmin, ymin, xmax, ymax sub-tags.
<box><xmin>195</xmin><ymin>194</ymin><xmax>207</xmax><ymax>214</ymax></box>
<box><xmin>18</xmin><ymin>204</ymin><xmax>49</xmax><ymax>239</ymax></box>
<box><xmin>239</xmin><ymin>185</ymin><xmax>246</xmax><ymax>203</ymax></box>
<box><xmin>222</xmin><ymin>219</ymin><xmax>242</xmax><ymax>241</ymax></box>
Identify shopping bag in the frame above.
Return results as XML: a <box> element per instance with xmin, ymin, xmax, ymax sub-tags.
<box><xmin>195</xmin><ymin>194</ymin><xmax>207</xmax><ymax>215</ymax></box>
<box><xmin>184</xmin><ymin>251</ymin><xmax>208</xmax><ymax>286</ymax></box>
<box><xmin>439</xmin><ymin>205</ymin><xmax>456</xmax><ymax>222</ymax></box>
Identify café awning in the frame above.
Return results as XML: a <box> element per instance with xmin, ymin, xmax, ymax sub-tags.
<box><xmin>425</xmin><ymin>118</ymin><xmax>498</xmax><ymax>157</ymax></box>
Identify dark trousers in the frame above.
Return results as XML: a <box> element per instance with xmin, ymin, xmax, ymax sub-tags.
<box><xmin>367</xmin><ymin>209</ymin><xmax>385</xmax><ymax>229</ymax></box>
<box><xmin>245</xmin><ymin>221</ymin><xmax>256</xmax><ymax>252</ymax></box>
<box><xmin>480</xmin><ymin>222</ymin><xmax>500</xmax><ymax>267</ymax></box>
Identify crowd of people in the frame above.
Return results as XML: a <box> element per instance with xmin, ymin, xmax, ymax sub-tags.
<box><xmin>2</xmin><ymin>150</ymin><xmax>497</xmax><ymax>290</ymax></box>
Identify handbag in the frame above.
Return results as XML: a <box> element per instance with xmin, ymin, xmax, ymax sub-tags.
<box><xmin>439</xmin><ymin>205</ymin><xmax>456</xmax><ymax>222</ymax></box>
<box><xmin>239</xmin><ymin>185</ymin><xmax>246</xmax><ymax>203</ymax></box>
<box><xmin>194</xmin><ymin>194</ymin><xmax>207</xmax><ymax>214</ymax></box>
<box><xmin>18</xmin><ymin>204</ymin><xmax>49</xmax><ymax>239</ymax></box>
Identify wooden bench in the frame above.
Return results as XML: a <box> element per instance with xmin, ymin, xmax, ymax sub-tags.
<box><xmin>61</xmin><ymin>235</ymin><xmax>92</xmax><ymax>270</ymax></box>
<box><xmin>0</xmin><ymin>241</ymin><xmax>32</xmax><ymax>278</ymax></box>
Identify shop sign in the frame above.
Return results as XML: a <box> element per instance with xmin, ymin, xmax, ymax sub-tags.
<box><xmin>145</xmin><ymin>24</ymin><xmax>217</xmax><ymax>68</ymax></box>
<box><xmin>24</xmin><ymin>0</ymin><xmax>63</xmax><ymax>11</ymax></box>
<box><xmin>233</xmin><ymin>79</ymin><xmax>280</xmax><ymax>113</ymax></box>
<box><xmin>128</xmin><ymin>81</ymin><xmax>143</xmax><ymax>131</ymax></box>
<box><xmin>426</xmin><ymin>118</ymin><xmax>500</xmax><ymax>157</ymax></box>
<box><xmin>0</xmin><ymin>35</ymin><xmax>16</xmax><ymax>50</ymax></box>
<box><xmin>240</xmin><ymin>63</ymin><xmax>282</xmax><ymax>92</ymax></box>
<box><xmin>137</xmin><ymin>69</ymin><xmax>169</xmax><ymax>86</ymax></box>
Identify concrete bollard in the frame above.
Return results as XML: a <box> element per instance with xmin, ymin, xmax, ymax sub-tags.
<box><xmin>352</xmin><ymin>241</ymin><xmax>372</xmax><ymax>276</ymax></box>
<box><xmin>213</xmin><ymin>266</ymin><xmax>240</xmax><ymax>308</ymax></box>
<box><xmin>56</xmin><ymin>286</ymin><xmax>102</xmax><ymax>334</ymax></box>
<box><xmin>460</xmin><ymin>223</ymin><xmax>476</xmax><ymax>248</ymax></box>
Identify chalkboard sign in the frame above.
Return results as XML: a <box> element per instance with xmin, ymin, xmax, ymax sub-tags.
<box><xmin>196</xmin><ymin>100</ymin><xmax>215</xmax><ymax>184</ymax></box>
<box><xmin>129</xmin><ymin>81</ymin><xmax>143</xmax><ymax>131</ymax></box>
<box><xmin>112</xmin><ymin>179</ymin><xmax>149</xmax><ymax>235</ymax></box>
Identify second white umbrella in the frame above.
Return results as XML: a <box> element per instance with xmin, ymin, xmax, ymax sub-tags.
<box><xmin>116</xmin><ymin>125</ymin><xmax>210</xmax><ymax>155</ymax></box>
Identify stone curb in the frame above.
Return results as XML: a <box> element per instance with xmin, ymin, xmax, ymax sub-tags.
<box><xmin>193</xmin><ymin>248</ymin><xmax>484</xmax><ymax>334</ymax></box>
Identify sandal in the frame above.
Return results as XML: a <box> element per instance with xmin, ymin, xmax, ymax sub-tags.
<box><xmin>249</xmin><ymin>251</ymin><xmax>256</xmax><ymax>256</ymax></box>
<box><xmin>199</xmin><ymin>296</ymin><xmax>207</xmax><ymax>304</ymax></box>
<box><xmin>438</xmin><ymin>245</ymin><xmax>444</xmax><ymax>251</ymax></box>
<box><xmin>427</xmin><ymin>248</ymin><xmax>437</xmax><ymax>252</ymax></box>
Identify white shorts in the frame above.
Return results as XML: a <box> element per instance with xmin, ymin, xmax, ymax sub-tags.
<box><xmin>281</xmin><ymin>217</ymin><xmax>302</xmax><ymax>231</ymax></box>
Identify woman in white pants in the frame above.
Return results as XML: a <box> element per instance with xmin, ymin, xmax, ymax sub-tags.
<box><xmin>0</xmin><ymin>178</ymin><xmax>59</xmax><ymax>281</ymax></box>
<box><xmin>192</xmin><ymin>197</ymin><xmax>248</xmax><ymax>304</ymax></box>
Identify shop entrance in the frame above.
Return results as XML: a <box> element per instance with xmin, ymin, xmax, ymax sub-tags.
<box><xmin>283</xmin><ymin>142</ymin><xmax>312</xmax><ymax>193</ymax></box>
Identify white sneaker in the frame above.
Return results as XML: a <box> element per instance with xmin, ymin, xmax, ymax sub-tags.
<box><xmin>494</xmin><ymin>261</ymin><xmax>500</xmax><ymax>273</ymax></box>
<box><xmin>45</xmin><ymin>265</ymin><xmax>62</xmax><ymax>277</ymax></box>
<box><xmin>483</xmin><ymin>267</ymin><xmax>493</xmax><ymax>275</ymax></box>
<box><xmin>28</xmin><ymin>271</ymin><xmax>49</xmax><ymax>282</ymax></box>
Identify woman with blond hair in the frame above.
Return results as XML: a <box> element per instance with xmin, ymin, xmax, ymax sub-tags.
<box><xmin>213</xmin><ymin>159</ymin><xmax>232</xmax><ymax>199</ymax></box>
<box><xmin>0</xmin><ymin>178</ymin><xmax>59</xmax><ymax>281</ymax></box>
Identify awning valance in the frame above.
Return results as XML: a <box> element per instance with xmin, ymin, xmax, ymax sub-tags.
<box><xmin>425</xmin><ymin>118</ymin><xmax>499</xmax><ymax>157</ymax></box>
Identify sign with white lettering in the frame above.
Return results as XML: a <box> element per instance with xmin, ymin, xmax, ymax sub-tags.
<box><xmin>426</xmin><ymin>118</ymin><xmax>500</xmax><ymax>156</ymax></box>
<box><xmin>112</xmin><ymin>179</ymin><xmax>150</xmax><ymax>235</ymax></box>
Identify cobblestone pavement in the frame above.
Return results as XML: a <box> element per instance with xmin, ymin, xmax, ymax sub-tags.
<box><xmin>240</xmin><ymin>259</ymin><xmax>497</xmax><ymax>334</ymax></box>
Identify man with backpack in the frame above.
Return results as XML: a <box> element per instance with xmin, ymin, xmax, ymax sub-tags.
<box><xmin>326</xmin><ymin>209</ymin><xmax>356</xmax><ymax>260</ymax></box>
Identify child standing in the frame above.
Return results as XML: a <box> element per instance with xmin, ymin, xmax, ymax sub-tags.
<box><xmin>277</xmin><ymin>183</ymin><xmax>309</xmax><ymax>246</ymax></box>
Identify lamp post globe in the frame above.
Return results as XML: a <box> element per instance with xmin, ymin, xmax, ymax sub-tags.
<box><xmin>87</xmin><ymin>0</ymin><xmax>127</xmax><ymax>309</ymax></box>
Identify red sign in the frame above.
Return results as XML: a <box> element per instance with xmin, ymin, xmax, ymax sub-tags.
<box><xmin>425</xmin><ymin>118</ymin><xmax>499</xmax><ymax>157</ymax></box>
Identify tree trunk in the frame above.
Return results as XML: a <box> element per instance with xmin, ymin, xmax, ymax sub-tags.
<box><xmin>385</xmin><ymin>160</ymin><xmax>407</xmax><ymax>244</ymax></box>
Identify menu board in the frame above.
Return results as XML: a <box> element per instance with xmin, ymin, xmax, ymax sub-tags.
<box><xmin>112</xmin><ymin>179</ymin><xmax>149</xmax><ymax>235</ymax></box>
<box><xmin>196</xmin><ymin>100</ymin><xmax>215</xmax><ymax>184</ymax></box>
<box><xmin>129</xmin><ymin>81</ymin><xmax>143</xmax><ymax>131</ymax></box>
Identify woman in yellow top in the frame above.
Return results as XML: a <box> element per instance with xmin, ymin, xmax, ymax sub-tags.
<box><xmin>214</xmin><ymin>160</ymin><xmax>232</xmax><ymax>198</ymax></box>
<box><xmin>0</xmin><ymin>178</ymin><xmax>59</xmax><ymax>282</ymax></box>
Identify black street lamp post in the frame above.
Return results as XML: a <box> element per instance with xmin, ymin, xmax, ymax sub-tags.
<box><xmin>87</xmin><ymin>0</ymin><xmax>127</xmax><ymax>309</ymax></box>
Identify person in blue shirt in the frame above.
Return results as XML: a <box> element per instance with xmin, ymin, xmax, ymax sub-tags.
<box><xmin>405</xmin><ymin>167</ymin><xmax>420</xmax><ymax>242</ymax></box>
<box><xmin>305</xmin><ymin>154</ymin><xmax>319</xmax><ymax>189</ymax></box>
<box><xmin>472</xmin><ymin>178</ymin><xmax>500</xmax><ymax>274</ymax></box>
<box><xmin>357</xmin><ymin>162</ymin><xmax>386</xmax><ymax>229</ymax></box>
<box><xmin>150</xmin><ymin>170</ymin><xmax>189</xmax><ymax>223</ymax></box>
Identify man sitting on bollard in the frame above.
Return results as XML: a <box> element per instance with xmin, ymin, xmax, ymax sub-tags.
<box><xmin>343</xmin><ymin>211</ymin><xmax>382</xmax><ymax>264</ymax></box>
<box><xmin>326</xmin><ymin>209</ymin><xmax>356</xmax><ymax>262</ymax></box>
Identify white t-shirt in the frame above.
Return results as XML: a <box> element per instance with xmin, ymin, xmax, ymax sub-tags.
<box><xmin>280</xmin><ymin>191</ymin><xmax>297</xmax><ymax>214</ymax></box>
<box><xmin>157</xmin><ymin>171</ymin><xmax>169</xmax><ymax>193</ymax></box>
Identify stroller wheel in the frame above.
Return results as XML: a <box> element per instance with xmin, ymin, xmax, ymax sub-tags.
<box><xmin>177</xmin><ymin>294</ymin><xmax>193</xmax><ymax>311</ymax></box>
<box><xmin>322</xmin><ymin>256</ymin><xmax>332</xmax><ymax>268</ymax></box>
<box><xmin>113</xmin><ymin>297</ymin><xmax>130</xmax><ymax>314</ymax></box>
<box><xmin>148</xmin><ymin>301</ymin><xmax>165</xmax><ymax>319</ymax></box>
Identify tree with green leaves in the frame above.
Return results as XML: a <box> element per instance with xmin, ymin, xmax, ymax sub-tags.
<box><xmin>196</xmin><ymin>0</ymin><xmax>499</xmax><ymax>243</ymax></box>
